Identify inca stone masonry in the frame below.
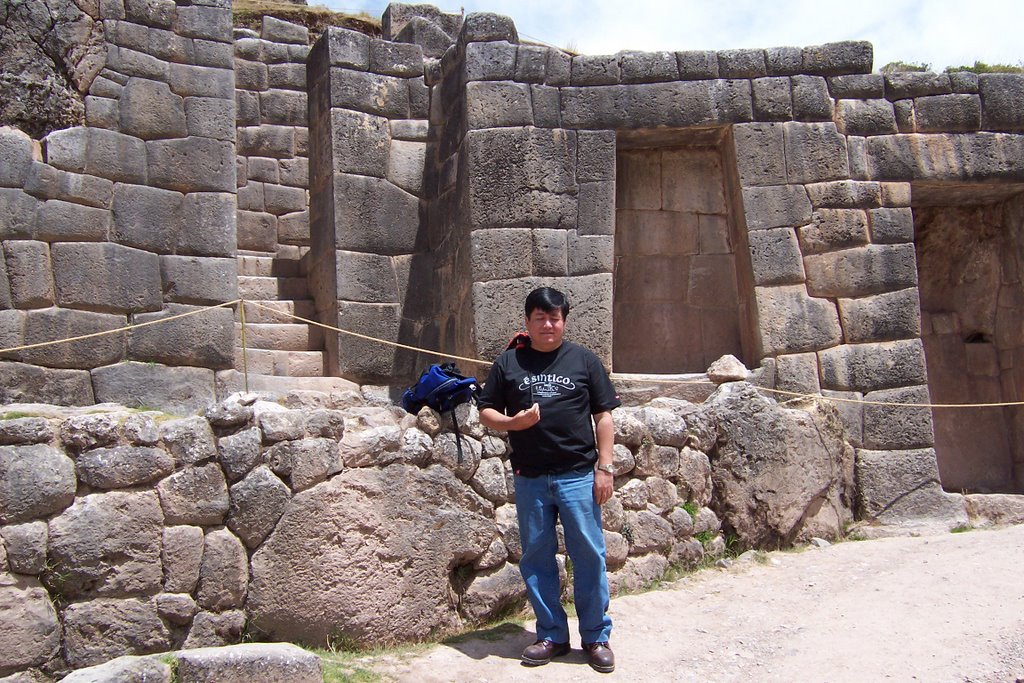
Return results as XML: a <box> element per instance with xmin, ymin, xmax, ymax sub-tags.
<box><xmin>1</xmin><ymin>1</ymin><xmax>1022</xmax><ymax>551</ymax></box>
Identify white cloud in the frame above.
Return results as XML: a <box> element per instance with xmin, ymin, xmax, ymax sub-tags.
<box><xmin>321</xmin><ymin>0</ymin><xmax>1023</xmax><ymax>71</ymax></box>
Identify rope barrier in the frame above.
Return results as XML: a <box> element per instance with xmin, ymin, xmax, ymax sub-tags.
<box><xmin>1</xmin><ymin>297</ymin><xmax>1022</xmax><ymax>411</ymax></box>
<box><xmin>0</xmin><ymin>300</ymin><xmax>242</xmax><ymax>354</ymax></box>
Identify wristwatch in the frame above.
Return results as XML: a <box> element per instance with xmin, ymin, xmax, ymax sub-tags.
<box><xmin>596</xmin><ymin>463</ymin><xmax>615</xmax><ymax>474</ymax></box>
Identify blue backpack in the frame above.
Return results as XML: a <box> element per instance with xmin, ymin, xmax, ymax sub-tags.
<box><xmin>401</xmin><ymin>363</ymin><xmax>479</xmax><ymax>462</ymax></box>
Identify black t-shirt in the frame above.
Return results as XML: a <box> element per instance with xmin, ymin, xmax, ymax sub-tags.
<box><xmin>478</xmin><ymin>341</ymin><xmax>621</xmax><ymax>477</ymax></box>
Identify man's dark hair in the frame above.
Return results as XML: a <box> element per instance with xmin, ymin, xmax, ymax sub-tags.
<box><xmin>525</xmin><ymin>287</ymin><xmax>570</xmax><ymax>319</ymax></box>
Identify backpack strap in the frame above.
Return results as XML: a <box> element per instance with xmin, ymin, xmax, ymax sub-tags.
<box><xmin>450</xmin><ymin>406</ymin><xmax>464</xmax><ymax>464</ymax></box>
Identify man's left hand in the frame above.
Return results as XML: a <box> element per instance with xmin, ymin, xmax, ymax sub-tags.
<box><xmin>594</xmin><ymin>469</ymin><xmax>613</xmax><ymax>505</ymax></box>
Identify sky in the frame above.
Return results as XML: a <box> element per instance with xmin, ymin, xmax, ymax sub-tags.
<box><xmin>320</xmin><ymin>0</ymin><xmax>1023</xmax><ymax>73</ymax></box>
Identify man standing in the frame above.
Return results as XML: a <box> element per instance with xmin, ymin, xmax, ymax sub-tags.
<box><xmin>478</xmin><ymin>287</ymin><xmax>619</xmax><ymax>674</ymax></box>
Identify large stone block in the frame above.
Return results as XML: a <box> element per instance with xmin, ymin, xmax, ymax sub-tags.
<box><xmin>804</xmin><ymin>243</ymin><xmax>918</xmax><ymax>298</ymax></box>
<box><xmin>619</xmin><ymin>50</ymin><xmax>678</xmax><ymax>84</ymax></box>
<box><xmin>158</xmin><ymin>462</ymin><xmax>229</xmax><ymax>525</ymax></box>
<box><xmin>784</xmin><ymin>122</ymin><xmax>849</xmax><ymax>183</ymax></box>
<box><xmin>0</xmin><ymin>361</ymin><xmax>94</xmax><ymax>405</ymax></box>
<box><xmin>979</xmin><ymin>74</ymin><xmax>1024</xmax><ymax>131</ymax></box>
<box><xmin>463</xmin><ymin>40</ymin><xmax>516</xmax><ymax>81</ymax></box>
<box><xmin>48</xmin><ymin>490</ymin><xmax>163</xmax><ymax>598</ymax></box>
<box><xmin>369</xmin><ymin>39</ymin><xmax>423</xmax><ymax>77</ymax></box>
<box><xmin>717</xmin><ymin>48</ymin><xmax>766</xmax><ymax>78</ymax></box>
<box><xmin>741</xmin><ymin>184</ymin><xmax>812</xmax><ymax>231</ymax></box>
<box><xmin>465</xmin><ymin>81</ymin><xmax>533</xmax><ymax>129</ymax></box>
<box><xmin>335</xmin><ymin>250</ymin><xmax>398</xmax><ymax>303</ymax></box>
<box><xmin>36</xmin><ymin>198</ymin><xmax>110</xmax><ymax>241</ymax></box>
<box><xmin>513</xmin><ymin>44</ymin><xmax>548</xmax><ymax>83</ymax></box>
<box><xmin>175</xmin><ymin>4</ymin><xmax>232</xmax><ymax>41</ymax></box>
<box><xmin>797</xmin><ymin>209</ymin><xmax>869</xmax><ymax>255</ymax></box>
<box><xmin>17</xmin><ymin>307</ymin><xmax>126</xmax><ymax>369</ymax></box>
<box><xmin>329</xmin><ymin>109</ymin><xmax>389</xmax><ymax>178</ymax></box>
<box><xmin>711</xmin><ymin>78</ymin><xmax>753</xmax><ymax>123</ymax></box>
<box><xmin>838</xmin><ymin>287</ymin><xmax>921</xmax><ymax>343</ymax></box>
<box><xmin>197</xmin><ymin>528</ymin><xmax>247</xmax><ymax>610</ymax></box>
<box><xmin>184</xmin><ymin>96</ymin><xmax>235</xmax><ymax>141</ymax></box>
<box><xmin>180</xmin><ymin>192</ymin><xmax>236</xmax><ymax>257</ymax></box>
<box><xmin>754</xmin><ymin>284</ymin><xmax>842</xmax><ymax>355</ymax></box>
<box><xmin>571</xmin><ymin>54</ymin><xmax>620</xmax><ymax>86</ymax></box>
<box><xmin>752</xmin><ymin>76</ymin><xmax>792</xmax><ymax>121</ymax></box>
<box><xmin>855</xmin><ymin>448</ymin><xmax>966</xmax><ymax>526</ymax></box>
<box><xmin>0</xmin><ymin>574</ymin><xmax>61</xmax><ymax>676</ymax></box>
<box><xmin>62</xmin><ymin>598</ymin><xmax>171</xmax><ymax>669</ymax></box>
<box><xmin>805</xmin><ymin>179</ymin><xmax>882</xmax><ymax>208</ymax></box>
<box><xmin>868</xmin><ymin>207</ymin><xmax>914</xmax><ymax>244</ymax></box>
<box><xmin>331</xmin><ymin>301</ymin><xmax>400</xmax><ymax>380</ymax></box>
<box><xmin>24</xmin><ymin>163</ymin><xmax>114</xmax><ymax>208</ymax></box>
<box><xmin>862</xmin><ymin>385</ymin><xmax>934</xmax><ymax>450</ymax></box>
<box><xmin>0</xmin><ymin>444</ymin><xmax>76</xmax><ymax>524</ymax></box>
<box><xmin>676</xmin><ymin>50</ymin><xmax>718</xmax><ymax>80</ymax></box>
<box><xmin>747</xmin><ymin>227</ymin><xmax>805</xmax><ymax>285</ymax></box>
<box><xmin>0</xmin><ymin>127</ymin><xmax>35</xmax><ymax>188</ymax></box>
<box><xmin>333</xmin><ymin>174</ymin><xmax>419</xmax><ymax>255</ymax></box>
<box><xmin>119</xmin><ymin>77</ymin><xmax>187</xmax><ymax>140</ymax></box>
<box><xmin>129</xmin><ymin>303</ymin><xmax>234</xmax><ymax>368</ymax></box>
<box><xmin>47</xmin><ymin>127</ymin><xmax>148</xmax><ymax>184</ymax></box>
<box><xmin>914</xmin><ymin>94</ymin><xmax>981</xmax><ymax>133</ymax></box>
<box><xmin>264</xmin><ymin>184</ymin><xmax>306</xmax><ymax>216</ymax></box>
<box><xmin>818</xmin><ymin>339</ymin><xmax>927</xmax><ymax>391</ymax></box>
<box><xmin>884</xmin><ymin>72</ymin><xmax>951</xmax><ymax>100</ymax></box>
<box><xmin>773</xmin><ymin>351</ymin><xmax>821</xmax><ymax>395</ymax></box>
<box><xmin>260</xmin><ymin>89</ymin><xmax>307</xmax><ymax>126</ymax></box>
<box><xmin>471</xmin><ymin>228</ymin><xmax>532</xmax><ymax>281</ymax></box>
<box><xmin>237</xmin><ymin>125</ymin><xmax>294</xmax><ymax>158</ymax></box>
<box><xmin>76</xmin><ymin>445</ymin><xmax>174</xmax><ymax>489</ymax></box>
<box><xmin>827</xmin><ymin>74</ymin><xmax>884</xmax><ymax>99</ymax></box>
<box><xmin>466</xmin><ymin>127</ymin><xmax>577</xmax><ymax>229</ymax></box>
<box><xmin>228</xmin><ymin>466</ymin><xmax>290</xmax><ymax>549</ymax></box>
<box><xmin>92</xmin><ymin>361</ymin><xmax>217</xmax><ymax>415</ymax></box>
<box><xmin>835</xmin><ymin>99</ymin><xmax>897</xmax><ymax>137</ymax></box>
<box><xmin>576</xmin><ymin>130</ymin><xmax>615</xmax><ymax>182</ymax></box>
<box><xmin>163</xmin><ymin>525</ymin><xmax>204</xmax><ymax>594</ymax></box>
<box><xmin>387</xmin><ymin>139</ymin><xmax>425</xmax><ymax>195</ymax></box>
<box><xmin>567</xmin><ymin>231</ymin><xmax>613</xmax><ymax>275</ymax></box>
<box><xmin>112</xmin><ymin>183</ymin><xmax>183</xmax><ymax>253</ymax></box>
<box><xmin>801</xmin><ymin>41</ymin><xmax>872</xmax><ymax>76</ymax></box>
<box><xmin>175</xmin><ymin>643</ymin><xmax>321</xmax><ymax>682</ymax></box>
<box><xmin>732</xmin><ymin>123</ymin><xmax>786</xmax><ymax>186</ymax></box>
<box><xmin>159</xmin><ymin>256</ymin><xmax>237</xmax><ymax>304</ymax></box>
<box><xmin>147</xmin><ymin>137</ymin><xmax>235</xmax><ymax>192</ymax></box>
<box><xmin>3</xmin><ymin>240</ymin><xmax>55</xmax><ymax>308</ymax></box>
<box><xmin>331</xmin><ymin>69</ymin><xmax>409</xmax><ymax>119</ymax></box>
<box><xmin>0</xmin><ymin>189</ymin><xmax>38</xmax><ymax>239</ymax></box>
<box><xmin>791</xmin><ymin>75</ymin><xmax>833</xmax><ymax>121</ymax></box>
<box><xmin>577</xmin><ymin>181</ymin><xmax>614</xmax><ymax>236</ymax></box>
<box><xmin>52</xmin><ymin>242</ymin><xmax>161</xmax><ymax>313</ymax></box>
<box><xmin>168</xmin><ymin>64</ymin><xmax>233</xmax><ymax>99</ymax></box>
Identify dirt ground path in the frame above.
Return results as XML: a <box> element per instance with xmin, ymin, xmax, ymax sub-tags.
<box><xmin>366</xmin><ymin>524</ymin><xmax>1024</xmax><ymax>682</ymax></box>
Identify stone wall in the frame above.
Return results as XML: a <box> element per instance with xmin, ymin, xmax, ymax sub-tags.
<box><xmin>306</xmin><ymin>18</ymin><xmax>437</xmax><ymax>383</ymax></box>
<box><xmin>0</xmin><ymin>0</ymin><xmax>238</xmax><ymax>414</ymax></box>
<box><xmin>0</xmin><ymin>373</ymin><xmax>857</xmax><ymax>679</ymax></box>
<box><xmin>235</xmin><ymin>17</ymin><xmax>312</xmax><ymax>254</ymax></box>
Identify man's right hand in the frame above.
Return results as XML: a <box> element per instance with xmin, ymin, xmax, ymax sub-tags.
<box><xmin>510</xmin><ymin>402</ymin><xmax>541</xmax><ymax>430</ymax></box>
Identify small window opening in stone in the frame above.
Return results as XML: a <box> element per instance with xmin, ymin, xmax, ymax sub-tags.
<box><xmin>963</xmin><ymin>332</ymin><xmax>991</xmax><ymax>344</ymax></box>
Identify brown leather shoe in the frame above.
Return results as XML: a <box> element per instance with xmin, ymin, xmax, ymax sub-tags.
<box><xmin>584</xmin><ymin>641</ymin><xmax>615</xmax><ymax>673</ymax></box>
<box><xmin>521</xmin><ymin>639</ymin><xmax>571</xmax><ymax>666</ymax></box>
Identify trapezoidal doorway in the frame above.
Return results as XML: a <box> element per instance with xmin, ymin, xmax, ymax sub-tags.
<box><xmin>613</xmin><ymin>128</ymin><xmax>752</xmax><ymax>374</ymax></box>
<box><xmin>914</xmin><ymin>182</ymin><xmax>1024</xmax><ymax>493</ymax></box>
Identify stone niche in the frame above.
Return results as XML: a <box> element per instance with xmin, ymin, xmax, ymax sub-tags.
<box><xmin>914</xmin><ymin>183</ymin><xmax>1024</xmax><ymax>493</ymax></box>
<box><xmin>614</xmin><ymin>128</ymin><xmax>753</xmax><ymax>373</ymax></box>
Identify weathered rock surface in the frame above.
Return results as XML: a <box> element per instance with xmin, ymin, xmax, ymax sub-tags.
<box><xmin>703</xmin><ymin>383</ymin><xmax>855</xmax><ymax>548</ymax></box>
<box><xmin>248</xmin><ymin>464</ymin><xmax>495</xmax><ymax>644</ymax></box>
<box><xmin>0</xmin><ymin>573</ymin><xmax>61</xmax><ymax>677</ymax></box>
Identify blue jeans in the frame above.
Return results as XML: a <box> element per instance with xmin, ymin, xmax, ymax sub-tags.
<box><xmin>514</xmin><ymin>469</ymin><xmax>613</xmax><ymax>645</ymax></box>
